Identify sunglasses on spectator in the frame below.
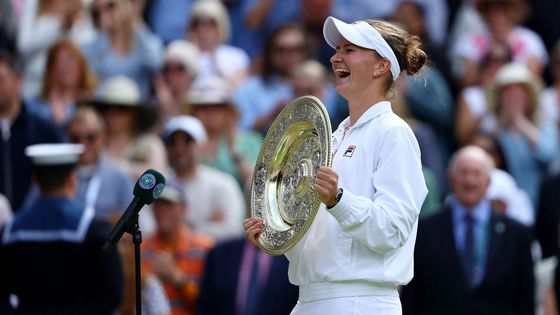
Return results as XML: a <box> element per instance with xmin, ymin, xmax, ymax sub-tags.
<box><xmin>103</xmin><ymin>105</ymin><xmax>133</xmax><ymax>113</ymax></box>
<box><xmin>163</xmin><ymin>63</ymin><xmax>187</xmax><ymax>74</ymax></box>
<box><xmin>70</xmin><ymin>132</ymin><xmax>100</xmax><ymax>144</ymax></box>
<box><xmin>273</xmin><ymin>44</ymin><xmax>306</xmax><ymax>54</ymax></box>
<box><xmin>165</xmin><ymin>133</ymin><xmax>195</xmax><ymax>147</ymax></box>
<box><xmin>191</xmin><ymin>17</ymin><xmax>216</xmax><ymax>29</ymax></box>
<box><xmin>91</xmin><ymin>1</ymin><xmax>117</xmax><ymax>19</ymax></box>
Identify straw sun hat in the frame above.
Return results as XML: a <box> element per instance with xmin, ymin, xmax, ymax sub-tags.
<box><xmin>88</xmin><ymin>76</ymin><xmax>158</xmax><ymax>132</ymax></box>
<box><xmin>485</xmin><ymin>62</ymin><xmax>543</xmax><ymax>120</ymax></box>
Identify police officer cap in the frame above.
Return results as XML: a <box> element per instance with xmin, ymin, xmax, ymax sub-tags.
<box><xmin>25</xmin><ymin>143</ymin><xmax>84</xmax><ymax>166</ymax></box>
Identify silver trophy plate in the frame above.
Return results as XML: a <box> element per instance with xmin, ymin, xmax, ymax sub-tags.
<box><xmin>251</xmin><ymin>95</ymin><xmax>332</xmax><ymax>255</ymax></box>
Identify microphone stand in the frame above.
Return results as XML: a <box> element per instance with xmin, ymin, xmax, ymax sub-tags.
<box><xmin>105</xmin><ymin>212</ymin><xmax>143</xmax><ymax>315</ymax></box>
<box><xmin>129</xmin><ymin>214</ymin><xmax>143</xmax><ymax>315</ymax></box>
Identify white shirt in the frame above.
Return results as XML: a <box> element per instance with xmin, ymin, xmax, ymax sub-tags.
<box><xmin>181</xmin><ymin>165</ymin><xmax>245</xmax><ymax>241</ymax></box>
<box><xmin>192</xmin><ymin>44</ymin><xmax>250</xmax><ymax>88</ymax></box>
<box><xmin>452</xmin><ymin>26</ymin><xmax>548</xmax><ymax>70</ymax></box>
<box><xmin>539</xmin><ymin>87</ymin><xmax>559</xmax><ymax>126</ymax></box>
<box><xmin>461</xmin><ymin>86</ymin><xmax>496</xmax><ymax>134</ymax></box>
<box><xmin>17</xmin><ymin>0</ymin><xmax>95</xmax><ymax>99</ymax></box>
<box><xmin>285</xmin><ymin>101</ymin><xmax>428</xmax><ymax>302</ymax></box>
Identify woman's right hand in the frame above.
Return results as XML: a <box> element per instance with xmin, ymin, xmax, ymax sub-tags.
<box><xmin>243</xmin><ymin>217</ymin><xmax>265</xmax><ymax>246</ymax></box>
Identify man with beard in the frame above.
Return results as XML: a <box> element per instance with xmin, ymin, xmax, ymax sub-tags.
<box><xmin>162</xmin><ymin>115</ymin><xmax>245</xmax><ymax>241</ymax></box>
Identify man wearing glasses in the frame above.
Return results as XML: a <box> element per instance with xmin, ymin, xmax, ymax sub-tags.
<box><xmin>67</xmin><ymin>105</ymin><xmax>133</xmax><ymax>222</ymax></box>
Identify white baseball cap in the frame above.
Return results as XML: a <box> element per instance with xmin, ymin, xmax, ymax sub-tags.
<box><xmin>323</xmin><ymin>16</ymin><xmax>401</xmax><ymax>81</ymax></box>
<box><xmin>163</xmin><ymin>115</ymin><xmax>207</xmax><ymax>144</ymax></box>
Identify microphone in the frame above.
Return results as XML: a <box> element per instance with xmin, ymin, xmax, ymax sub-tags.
<box><xmin>103</xmin><ymin>169</ymin><xmax>166</xmax><ymax>251</ymax></box>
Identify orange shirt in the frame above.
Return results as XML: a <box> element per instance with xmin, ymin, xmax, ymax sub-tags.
<box><xmin>142</xmin><ymin>227</ymin><xmax>214</xmax><ymax>315</ymax></box>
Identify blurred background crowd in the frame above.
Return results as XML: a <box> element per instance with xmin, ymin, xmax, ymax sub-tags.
<box><xmin>0</xmin><ymin>0</ymin><xmax>560</xmax><ymax>314</ymax></box>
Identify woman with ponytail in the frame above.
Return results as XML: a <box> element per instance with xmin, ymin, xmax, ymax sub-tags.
<box><xmin>244</xmin><ymin>16</ymin><xmax>429</xmax><ymax>314</ymax></box>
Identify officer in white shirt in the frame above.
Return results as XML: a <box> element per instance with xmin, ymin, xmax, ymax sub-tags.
<box><xmin>245</xmin><ymin>16</ymin><xmax>429</xmax><ymax>314</ymax></box>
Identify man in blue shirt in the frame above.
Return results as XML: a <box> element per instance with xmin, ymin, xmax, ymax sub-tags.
<box><xmin>68</xmin><ymin>105</ymin><xmax>134</xmax><ymax>221</ymax></box>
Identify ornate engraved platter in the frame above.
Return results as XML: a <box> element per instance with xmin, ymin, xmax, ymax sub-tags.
<box><xmin>251</xmin><ymin>95</ymin><xmax>332</xmax><ymax>255</ymax></box>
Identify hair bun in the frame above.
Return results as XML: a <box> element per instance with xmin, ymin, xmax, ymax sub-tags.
<box><xmin>403</xmin><ymin>35</ymin><xmax>427</xmax><ymax>76</ymax></box>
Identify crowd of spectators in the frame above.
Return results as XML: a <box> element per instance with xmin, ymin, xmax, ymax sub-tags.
<box><xmin>1</xmin><ymin>0</ymin><xmax>560</xmax><ymax>314</ymax></box>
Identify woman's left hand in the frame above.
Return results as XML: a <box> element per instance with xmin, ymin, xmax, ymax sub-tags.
<box><xmin>314</xmin><ymin>166</ymin><xmax>339</xmax><ymax>207</ymax></box>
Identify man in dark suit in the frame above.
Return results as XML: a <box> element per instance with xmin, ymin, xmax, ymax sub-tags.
<box><xmin>197</xmin><ymin>237</ymin><xmax>298</xmax><ymax>315</ymax></box>
<box><xmin>0</xmin><ymin>49</ymin><xmax>64</xmax><ymax>211</ymax></box>
<box><xmin>401</xmin><ymin>145</ymin><xmax>534</xmax><ymax>315</ymax></box>
<box><xmin>535</xmin><ymin>172</ymin><xmax>560</xmax><ymax>311</ymax></box>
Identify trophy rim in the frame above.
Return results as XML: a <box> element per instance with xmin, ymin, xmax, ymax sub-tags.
<box><xmin>250</xmin><ymin>95</ymin><xmax>332</xmax><ymax>255</ymax></box>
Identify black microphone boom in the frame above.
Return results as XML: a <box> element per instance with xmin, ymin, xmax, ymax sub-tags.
<box><xmin>102</xmin><ymin>197</ymin><xmax>146</xmax><ymax>251</ymax></box>
<box><xmin>103</xmin><ymin>169</ymin><xmax>166</xmax><ymax>251</ymax></box>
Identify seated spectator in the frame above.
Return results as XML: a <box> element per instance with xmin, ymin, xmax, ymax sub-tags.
<box><xmin>26</xmin><ymin>39</ymin><xmax>97</xmax><ymax>128</ymax></box>
<box><xmin>187</xmin><ymin>0</ymin><xmax>250</xmax><ymax>89</ymax></box>
<box><xmin>162</xmin><ymin>115</ymin><xmax>245</xmax><ymax>241</ymax></box>
<box><xmin>17</xmin><ymin>0</ymin><xmax>95</xmax><ymax>99</ymax></box>
<box><xmin>0</xmin><ymin>50</ymin><xmax>64</xmax><ymax>211</ymax></box>
<box><xmin>233</xmin><ymin>22</ymin><xmax>309</xmax><ymax>135</ymax></box>
<box><xmin>93</xmin><ymin>76</ymin><xmax>168</xmax><ymax>179</ymax></box>
<box><xmin>153</xmin><ymin>40</ymin><xmax>200</xmax><ymax>126</ymax></box>
<box><xmin>142</xmin><ymin>180</ymin><xmax>214</xmax><ymax>315</ymax></box>
<box><xmin>82</xmin><ymin>0</ymin><xmax>163</xmax><ymax>100</ymax></box>
<box><xmin>401</xmin><ymin>145</ymin><xmax>535</xmax><ymax>315</ymax></box>
<box><xmin>189</xmin><ymin>77</ymin><xmax>262</xmax><ymax>191</ymax></box>
<box><xmin>68</xmin><ymin>105</ymin><xmax>134</xmax><ymax>221</ymax></box>
<box><xmin>197</xmin><ymin>237</ymin><xmax>299</xmax><ymax>315</ymax></box>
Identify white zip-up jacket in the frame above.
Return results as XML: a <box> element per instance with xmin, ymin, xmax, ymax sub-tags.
<box><xmin>285</xmin><ymin>101</ymin><xmax>428</xmax><ymax>302</ymax></box>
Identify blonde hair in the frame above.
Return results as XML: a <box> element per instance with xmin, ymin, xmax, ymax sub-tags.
<box><xmin>292</xmin><ymin>59</ymin><xmax>327</xmax><ymax>86</ymax></box>
<box><xmin>189</xmin><ymin>0</ymin><xmax>231</xmax><ymax>43</ymax></box>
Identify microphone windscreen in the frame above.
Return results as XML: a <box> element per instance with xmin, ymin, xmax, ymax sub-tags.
<box><xmin>133</xmin><ymin>169</ymin><xmax>166</xmax><ymax>205</ymax></box>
